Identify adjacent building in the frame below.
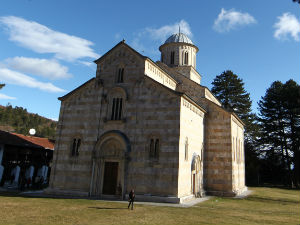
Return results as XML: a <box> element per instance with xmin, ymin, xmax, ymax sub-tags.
<box><xmin>0</xmin><ymin>130</ymin><xmax>54</xmax><ymax>187</ymax></box>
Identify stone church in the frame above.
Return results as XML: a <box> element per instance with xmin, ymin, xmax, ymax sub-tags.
<box><xmin>46</xmin><ymin>32</ymin><xmax>247</xmax><ymax>203</ymax></box>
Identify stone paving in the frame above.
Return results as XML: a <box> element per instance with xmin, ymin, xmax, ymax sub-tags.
<box><xmin>96</xmin><ymin>196</ymin><xmax>212</xmax><ymax>208</ymax></box>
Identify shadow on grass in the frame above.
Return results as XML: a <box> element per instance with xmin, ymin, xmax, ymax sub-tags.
<box><xmin>247</xmin><ymin>196</ymin><xmax>299</xmax><ymax>204</ymax></box>
<box><xmin>247</xmin><ymin>184</ymin><xmax>300</xmax><ymax>190</ymax></box>
<box><xmin>88</xmin><ymin>207</ymin><xmax>128</xmax><ymax>210</ymax></box>
<box><xmin>0</xmin><ymin>191</ymin><xmax>94</xmax><ymax>202</ymax></box>
<box><xmin>0</xmin><ymin>190</ymin><xmax>129</xmax><ymax>204</ymax></box>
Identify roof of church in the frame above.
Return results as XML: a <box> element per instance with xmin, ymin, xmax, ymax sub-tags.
<box><xmin>164</xmin><ymin>33</ymin><xmax>194</xmax><ymax>45</ymax></box>
<box><xmin>58</xmin><ymin>77</ymin><xmax>95</xmax><ymax>101</ymax></box>
<box><xmin>59</xmin><ymin>41</ymin><xmax>243</xmax><ymax>126</ymax></box>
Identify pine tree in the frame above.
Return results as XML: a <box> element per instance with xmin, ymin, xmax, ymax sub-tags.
<box><xmin>282</xmin><ymin>80</ymin><xmax>300</xmax><ymax>187</ymax></box>
<box><xmin>211</xmin><ymin>70</ymin><xmax>260</xmax><ymax>185</ymax></box>
<box><xmin>211</xmin><ymin>70</ymin><xmax>257</xmax><ymax>141</ymax></box>
<box><xmin>258</xmin><ymin>80</ymin><xmax>300</xmax><ymax>187</ymax></box>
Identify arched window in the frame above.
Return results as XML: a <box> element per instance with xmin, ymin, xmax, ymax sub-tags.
<box><xmin>149</xmin><ymin>138</ymin><xmax>159</xmax><ymax>160</ymax></box>
<box><xmin>111</xmin><ymin>98</ymin><xmax>123</xmax><ymax>120</ymax></box>
<box><xmin>184</xmin><ymin>52</ymin><xmax>189</xmax><ymax>65</ymax></box>
<box><xmin>149</xmin><ymin>139</ymin><xmax>154</xmax><ymax>158</ymax></box>
<box><xmin>108</xmin><ymin>87</ymin><xmax>126</xmax><ymax>121</ymax></box>
<box><xmin>116</xmin><ymin>68</ymin><xmax>124</xmax><ymax>83</ymax></box>
<box><xmin>170</xmin><ymin>51</ymin><xmax>175</xmax><ymax>65</ymax></box>
<box><xmin>71</xmin><ymin>138</ymin><xmax>81</xmax><ymax>157</ymax></box>
<box><xmin>154</xmin><ymin>139</ymin><xmax>159</xmax><ymax>158</ymax></box>
<box><xmin>71</xmin><ymin>138</ymin><xmax>76</xmax><ymax>156</ymax></box>
<box><xmin>76</xmin><ymin>139</ymin><xmax>81</xmax><ymax>156</ymax></box>
<box><xmin>185</xmin><ymin>138</ymin><xmax>189</xmax><ymax>161</ymax></box>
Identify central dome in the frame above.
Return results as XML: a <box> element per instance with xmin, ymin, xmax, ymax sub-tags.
<box><xmin>164</xmin><ymin>33</ymin><xmax>193</xmax><ymax>45</ymax></box>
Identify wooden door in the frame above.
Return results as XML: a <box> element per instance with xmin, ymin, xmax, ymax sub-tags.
<box><xmin>102</xmin><ymin>162</ymin><xmax>118</xmax><ymax>195</ymax></box>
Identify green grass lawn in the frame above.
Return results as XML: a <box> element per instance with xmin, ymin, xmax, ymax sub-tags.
<box><xmin>0</xmin><ymin>187</ymin><xmax>299</xmax><ymax>225</ymax></box>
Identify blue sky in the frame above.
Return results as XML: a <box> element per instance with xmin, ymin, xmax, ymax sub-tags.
<box><xmin>0</xmin><ymin>0</ymin><xmax>299</xmax><ymax>120</ymax></box>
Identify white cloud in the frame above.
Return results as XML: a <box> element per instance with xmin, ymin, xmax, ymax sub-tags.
<box><xmin>0</xmin><ymin>68</ymin><xmax>66</xmax><ymax>93</ymax></box>
<box><xmin>78</xmin><ymin>60</ymin><xmax>95</xmax><ymax>68</ymax></box>
<box><xmin>0</xmin><ymin>16</ymin><xmax>100</xmax><ymax>61</ymax></box>
<box><xmin>274</xmin><ymin>13</ymin><xmax>300</xmax><ymax>41</ymax></box>
<box><xmin>145</xmin><ymin>20</ymin><xmax>192</xmax><ymax>42</ymax></box>
<box><xmin>5</xmin><ymin>57</ymin><xmax>72</xmax><ymax>80</ymax></box>
<box><xmin>213</xmin><ymin>8</ymin><xmax>256</xmax><ymax>33</ymax></box>
<box><xmin>130</xmin><ymin>20</ymin><xmax>193</xmax><ymax>56</ymax></box>
<box><xmin>0</xmin><ymin>93</ymin><xmax>16</xmax><ymax>100</ymax></box>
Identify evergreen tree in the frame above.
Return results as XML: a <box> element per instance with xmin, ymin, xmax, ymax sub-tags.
<box><xmin>0</xmin><ymin>104</ymin><xmax>57</xmax><ymax>139</ymax></box>
<box><xmin>212</xmin><ymin>71</ymin><xmax>251</xmax><ymax>113</ymax></box>
<box><xmin>258</xmin><ymin>80</ymin><xmax>300</xmax><ymax>187</ymax></box>
<box><xmin>211</xmin><ymin>70</ymin><xmax>260</xmax><ymax>185</ymax></box>
<box><xmin>211</xmin><ymin>70</ymin><xmax>258</xmax><ymax>140</ymax></box>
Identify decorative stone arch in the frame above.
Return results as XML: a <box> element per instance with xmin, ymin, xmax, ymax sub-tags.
<box><xmin>90</xmin><ymin>130</ymin><xmax>130</xmax><ymax>199</ymax></box>
<box><xmin>107</xmin><ymin>87</ymin><xmax>128</xmax><ymax>100</ymax></box>
<box><xmin>191</xmin><ymin>154</ymin><xmax>204</xmax><ymax>197</ymax></box>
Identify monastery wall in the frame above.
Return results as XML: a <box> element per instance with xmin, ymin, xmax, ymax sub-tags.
<box><xmin>127</xmin><ymin>77</ymin><xmax>181</xmax><ymax>197</ymax></box>
<box><xmin>49</xmin><ymin>79</ymin><xmax>100</xmax><ymax>196</ymax></box>
<box><xmin>231</xmin><ymin>115</ymin><xmax>246</xmax><ymax>194</ymax></box>
<box><xmin>178</xmin><ymin>97</ymin><xmax>204</xmax><ymax>198</ymax></box>
<box><xmin>203</xmin><ymin>102</ymin><xmax>234</xmax><ymax>196</ymax></box>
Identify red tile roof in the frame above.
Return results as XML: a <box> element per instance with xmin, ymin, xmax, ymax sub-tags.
<box><xmin>0</xmin><ymin>130</ymin><xmax>54</xmax><ymax>150</ymax></box>
<box><xmin>12</xmin><ymin>133</ymin><xmax>55</xmax><ymax>150</ymax></box>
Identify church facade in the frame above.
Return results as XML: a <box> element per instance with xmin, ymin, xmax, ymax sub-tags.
<box><xmin>46</xmin><ymin>33</ymin><xmax>247</xmax><ymax>203</ymax></box>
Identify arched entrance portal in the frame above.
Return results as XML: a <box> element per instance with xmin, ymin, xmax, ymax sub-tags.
<box><xmin>191</xmin><ymin>155</ymin><xmax>203</xmax><ymax>197</ymax></box>
<box><xmin>90</xmin><ymin>131</ymin><xmax>130</xmax><ymax>199</ymax></box>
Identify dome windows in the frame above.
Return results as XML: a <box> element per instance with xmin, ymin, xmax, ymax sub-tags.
<box><xmin>159</xmin><ymin>32</ymin><xmax>198</xmax><ymax>68</ymax></box>
<box><xmin>170</xmin><ymin>51</ymin><xmax>175</xmax><ymax>65</ymax></box>
<box><xmin>184</xmin><ymin>52</ymin><xmax>189</xmax><ymax>65</ymax></box>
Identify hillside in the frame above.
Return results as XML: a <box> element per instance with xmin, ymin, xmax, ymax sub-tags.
<box><xmin>0</xmin><ymin>104</ymin><xmax>57</xmax><ymax>139</ymax></box>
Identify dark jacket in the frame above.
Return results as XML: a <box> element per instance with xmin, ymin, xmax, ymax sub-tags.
<box><xmin>129</xmin><ymin>191</ymin><xmax>135</xmax><ymax>201</ymax></box>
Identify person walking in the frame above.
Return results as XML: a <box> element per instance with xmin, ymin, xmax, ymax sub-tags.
<box><xmin>128</xmin><ymin>189</ymin><xmax>135</xmax><ymax>210</ymax></box>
